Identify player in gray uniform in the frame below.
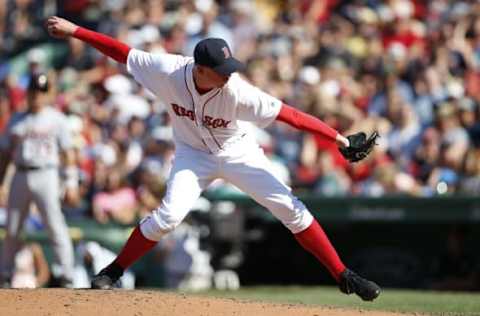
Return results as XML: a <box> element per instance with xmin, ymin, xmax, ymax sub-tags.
<box><xmin>0</xmin><ymin>73</ymin><xmax>77</xmax><ymax>287</ymax></box>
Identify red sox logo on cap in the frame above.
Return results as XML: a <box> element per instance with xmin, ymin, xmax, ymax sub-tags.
<box><xmin>193</xmin><ymin>38</ymin><xmax>245</xmax><ymax>75</ymax></box>
<box><xmin>222</xmin><ymin>47</ymin><xmax>231</xmax><ymax>59</ymax></box>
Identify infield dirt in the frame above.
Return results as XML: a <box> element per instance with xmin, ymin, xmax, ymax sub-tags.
<box><xmin>0</xmin><ymin>288</ymin><xmax>416</xmax><ymax>316</ymax></box>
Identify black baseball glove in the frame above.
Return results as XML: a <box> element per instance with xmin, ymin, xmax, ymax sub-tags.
<box><xmin>339</xmin><ymin>131</ymin><xmax>379</xmax><ymax>163</ymax></box>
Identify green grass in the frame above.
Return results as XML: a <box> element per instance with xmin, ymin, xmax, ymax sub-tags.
<box><xmin>199</xmin><ymin>286</ymin><xmax>480</xmax><ymax>316</ymax></box>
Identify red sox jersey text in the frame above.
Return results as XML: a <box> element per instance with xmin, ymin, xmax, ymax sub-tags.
<box><xmin>171</xmin><ymin>103</ymin><xmax>231</xmax><ymax>129</ymax></box>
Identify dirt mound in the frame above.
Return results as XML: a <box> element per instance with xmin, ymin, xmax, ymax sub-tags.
<box><xmin>0</xmin><ymin>289</ymin><xmax>411</xmax><ymax>316</ymax></box>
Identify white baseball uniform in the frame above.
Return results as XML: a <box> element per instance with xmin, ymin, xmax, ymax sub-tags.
<box><xmin>126</xmin><ymin>49</ymin><xmax>313</xmax><ymax>241</ymax></box>
<box><xmin>0</xmin><ymin>107</ymin><xmax>75</xmax><ymax>283</ymax></box>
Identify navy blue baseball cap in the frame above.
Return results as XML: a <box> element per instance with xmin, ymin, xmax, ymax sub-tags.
<box><xmin>194</xmin><ymin>38</ymin><xmax>245</xmax><ymax>75</ymax></box>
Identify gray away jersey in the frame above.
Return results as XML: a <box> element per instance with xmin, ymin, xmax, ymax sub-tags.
<box><xmin>2</xmin><ymin>107</ymin><xmax>73</xmax><ymax>168</ymax></box>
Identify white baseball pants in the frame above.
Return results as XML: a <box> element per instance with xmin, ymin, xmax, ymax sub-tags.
<box><xmin>140</xmin><ymin>143</ymin><xmax>313</xmax><ymax>241</ymax></box>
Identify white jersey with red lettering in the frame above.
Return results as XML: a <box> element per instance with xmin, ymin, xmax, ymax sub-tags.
<box><xmin>126</xmin><ymin>49</ymin><xmax>282</xmax><ymax>155</ymax></box>
<box><xmin>126</xmin><ymin>49</ymin><xmax>313</xmax><ymax>241</ymax></box>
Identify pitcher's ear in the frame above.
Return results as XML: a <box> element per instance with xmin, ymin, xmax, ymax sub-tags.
<box><xmin>196</xmin><ymin>65</ymin><xmax>206</xmax><ymax>74</ymax></box>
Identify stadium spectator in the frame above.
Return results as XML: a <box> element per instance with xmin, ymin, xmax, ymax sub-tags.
<box><xmin>10</xmin><ymin>241</ymin><xmax>50</xmax><ymax>289</ymax></box>
<box><xmin>92</xmin><ymin>167</ymin><xmax>138</xmax><ymax>224</ymax></box>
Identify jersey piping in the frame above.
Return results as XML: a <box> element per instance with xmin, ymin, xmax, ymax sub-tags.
<box><xmin>202</xmin><ymin>89</ymin><xmax>223</xmax><ymax>150</ymax></box>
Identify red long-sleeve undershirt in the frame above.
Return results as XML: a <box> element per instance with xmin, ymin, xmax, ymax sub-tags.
<box><xmin>276</xmin><ymin>104</ymin><xmax>338</xmax><ymax>142</ymax></box>
<box><xmin>73</xmin><ymin>27</ymin><xmax>131</xmax><ymax>64</ymax></box>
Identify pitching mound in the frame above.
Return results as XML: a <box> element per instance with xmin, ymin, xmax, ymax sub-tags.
<box><xmin>0</xmin><ymin>289</ymin><xmax>411</xmax><ymax>316</ymax></box>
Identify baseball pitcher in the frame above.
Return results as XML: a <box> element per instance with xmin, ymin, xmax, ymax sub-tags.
<box><xmin>0</xmin><ymin>73</ymin><xmax>78</xmax><ymax>287</ymax></box>
<box><xmin>46</xmin><ymin>16</ymin><xmax>380</xmax><ymax>300</ymax></box>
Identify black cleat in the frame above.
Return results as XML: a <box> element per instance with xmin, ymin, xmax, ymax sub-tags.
<box><xmin>91</xmin><ymin>263</ymin><xmax>124</xmax><ymax>290</ymax></box>
<box><xmin>339</xmin><ymin>269</ymin><xmax>381</xmax><ymax>301</ymax></box>
<box><xmin>48</xmin><ymin>276</ymin><xmax>74</xmax><ymax>288</ymax></box>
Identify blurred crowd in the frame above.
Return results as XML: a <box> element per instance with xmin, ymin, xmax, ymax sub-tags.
<box><xmin>1</xmin><ymin>0</ymin><xmax>480</xmax><ymax>226</ymax></box>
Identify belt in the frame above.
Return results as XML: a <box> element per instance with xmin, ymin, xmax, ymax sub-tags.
<box><xmin>16</xmin><ymin>165</ymin><xmax>54</xmax><ymax>172</ymax></box>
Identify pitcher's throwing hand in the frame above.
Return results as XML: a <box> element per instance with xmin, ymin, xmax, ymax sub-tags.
<box><xmin>46</xmin><ymin>16</ymin><xmax>78</xmax><ymax>38</ymax></box>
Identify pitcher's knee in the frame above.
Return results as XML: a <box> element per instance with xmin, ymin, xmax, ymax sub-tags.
<box><xmin>139</xmin><ymin>206</ymin><xmax>184</xmax><ymax>241</ymax></box>
<box><xmin>268</xmin><ymin>197</ymin><xmax>314</xmax><ymax>234</ymax></box>
<box><xmin>282</xmin><ymin>209</ymin><xmax>314</xmax><ymax>234</ymax></box>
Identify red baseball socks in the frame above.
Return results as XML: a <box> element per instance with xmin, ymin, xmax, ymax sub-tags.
<box><xmin>294</xmin><ymin>219</ymin><xmax>346</xmax><ymax>282</ymax></box>
<box><xmin>113</xmin><ymin>225</ymin><xmax>157</xmax><ymax>270</ymax></box>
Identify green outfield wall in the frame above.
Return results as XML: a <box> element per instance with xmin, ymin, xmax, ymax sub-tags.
<box><xmin>1</xmin><ymin>196</ymin><xmax>478</xmax><ymax>289</ymax></box>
